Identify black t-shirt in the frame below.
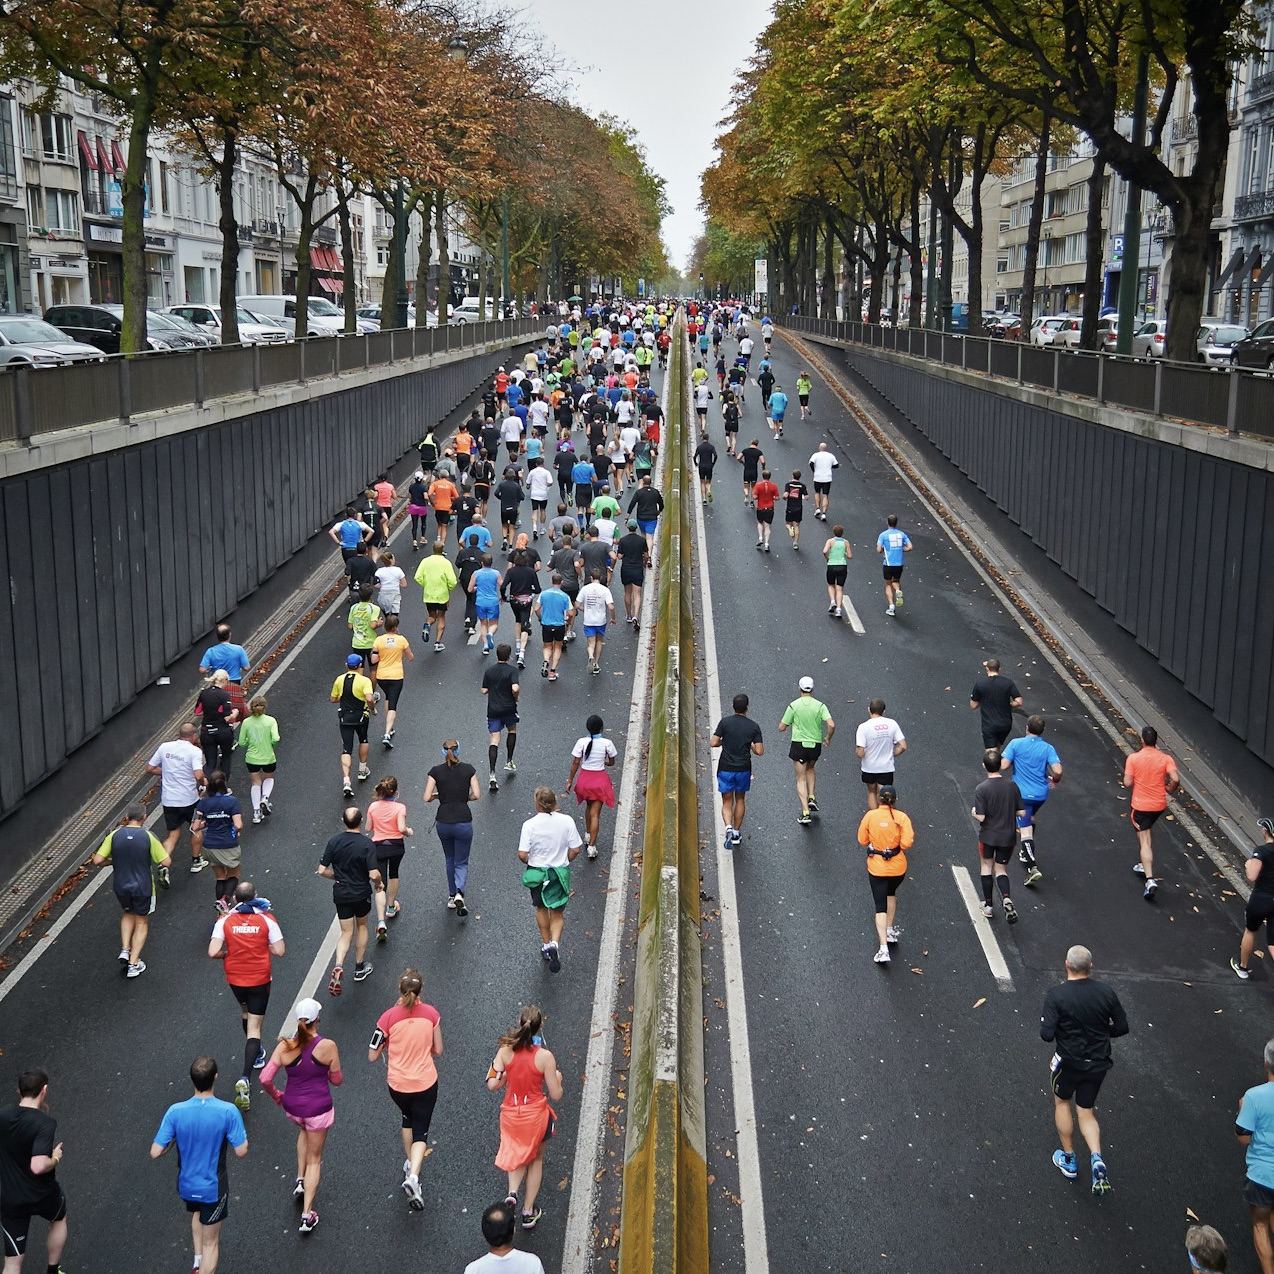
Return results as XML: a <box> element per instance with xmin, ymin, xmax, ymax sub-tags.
<box><xmin>628</xmin><ymin>487</ymin><xmax>664</xmax><ymax>520</ymax></box>
<box><xmin>592</xmin><ymin>453</ymin><xmax>612</xmax><ymax>480</ymax></box>
<box><xmin>482</xmin><ymin>662</ymin><xmax>519</xmax><ymax>716</ymax></box>
<box><xmin>973</xmin><ymin>776</ymin><xmax>1022</xmax><ymax>847</ymax></box>
<box><xmin>971</xmin><ymin>674</ymin><xmax>1021</xmax><ymax>732</ymax></box>
<box><xmin>502</xmin><ymin>564</ymin><xmax>540</xmax><ymax>601</ymax></box>
<box><xmin>714</xmin><ymin>714</ymin><xmax>763</xmax><ymax>772</ymax></box>
<box><xmin>495</xmin><ymin>480</ymin><xmax>524</xmax><ymax>510</ymax></box>
<box><xmin>453</xmin><ymin>495</ymin><xmax>478</xmax><ymax>531</ymax></box>
<box><xmin>428</xmin><ymin>762</ymin><xmax>477</xmax><ymax>823</ymax></box>
<box><xmin>694</xmin><ymin>441</ymin><xmax>718</xmax><ymax>472</ymax></box>
<box><xmin>321</xmin><ymin>830</ymin><xmax>378</xmax><ymax>901</ymax></box>
<box><xmin>1252</xmin><ymin>844</ymin><xmax>1274</xmax><ymax>897</ymax></box>
<box><xmin>740</xmin><ymin>446</ymin><xmax>764</xmax><ymax>477</ymax></box>
<box><xmin>758</xmin><ymin>371</ymin><xmax>775</xmax><ymax>394</ymax></box>
<box><xmin>409</xmin><ymin>479</ymin><xmax>428</xmax><ymax>506</ymax></box>
<box><xmin>455</xmin><ymin>546</ymin><xmax>483</xmax><ymax>589</ymax></box>
<box><xmin>723</xmin><ymin>402</ymin><xmax>740</xmax><ymax>428</ymax></box>
<box><xmin>481</xmin><ymin>426</ymin><xmax>501</xmax><ymax>454</ymax></box>
<box><xmin>784</xmin><ymin>480</ymin><xmax>807</xmax><ymax>515</ymax></box>
<box><xmin>1040</xmin><ymin>978</ymin><xmax>1129</xmax><ymax>1074</ymax></box>
<box><xmin>0</xmin><ymin>1104</ymin><xmax>58</xmax><ymax>1210</ymax></box>
<box><xmin>197</xmin><ymin>686</ymin><xmax>235</xmax><ymax>730</ymax></box>
<box><xmin>346</xmin><ymin>555</ymin><xmax>376</xmax><ymax>591</ymax></box>
<box><xmin>615</xmin><ymin>533</ymin><xmax>648</xmax><ymax>574</ymax></box>
<box><xmin>554</xmin><ymin>448</ymin><xmax>577</xmax><ymax>478</ymax></box>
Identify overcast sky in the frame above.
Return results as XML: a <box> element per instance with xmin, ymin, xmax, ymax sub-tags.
<box><xmin>521</xmin><ymin>0</ymin><xmax>775</xmax><ymax>272</ymax></box>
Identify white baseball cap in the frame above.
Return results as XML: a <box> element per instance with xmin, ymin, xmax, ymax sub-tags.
<box><xmin>295</xmin><ymin>997</ymin><xmax>322</xmax><ymax>1024</ymax></box>
<box><xmin>798</xmin><ymin>676</ymin><xmax>814</xmax><ymax>692</ymax></box>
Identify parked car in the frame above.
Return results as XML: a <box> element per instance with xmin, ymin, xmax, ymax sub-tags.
<box><xmin>451</xmin><ymin>298</ymin><xmax>493</xmax><ymax>323</ymax></box>
<box><xmin>44</xmin><ymin>303</ymin><xmax>183</xmax><ymax>354</ymax></box>
<box><xmin>165</xmin><ymin>303</ymin><xmax>289</xmax><ymax>344</ymax></box>
<box><xmin>0</xmin><ymin>315</ymin><xmax>103</xmax><ymax>366</ymax></box>
<box><xmin>1131</xmin><ymin>319</ymin><xmax>1167</xmax><ymax>359</ymax></box>
<box><xmin>1195</xmin><ymin>320</ymin><xmax>1250</xmax><ymax>367</ymax></box>
<box><xmin>1231</xmin><ymin>317</ymin><xmax>1274</xmax><ymax>370</ymax></box>
<box><xmin>355</xmin><ymin>303</ymin><xmax>439</xmax><ymax>330</ymax></box>
<box><xmin>1028</xmin><ymin>316</ymin><xmax>1068</xmax><ymax>346</ymax></box>
<box><xmin>987</xmin><ymin>313</ymin><xmax>1019</xmax><ymax>339</ymax></box>
<box><xmin>1094</xmin><ymin>315</ymin><xmax>1119</xmax><ymax>353</ymax></box>
<box><xmin>146</xmin><ymin>311</ymin><xmax>216</xmax><ymax>347</ymax></box>
<box><xmin>237</xmin><ymin>294</ymin><xmax>345</xmax><ymax>336</ymax></box>
<box><xmin>1057</xmin><ymin>317</ymin><xmax>1083</xmax><ymax>349</ymax></box>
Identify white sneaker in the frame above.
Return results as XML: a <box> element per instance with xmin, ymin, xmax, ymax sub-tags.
<box><xmin>586</xmin><ymin>844</ymin><xmax>599</xmax><ymax>860</ymax></box>
<box><xmin>886</xmin><ymin>926</ymin><xmax>902</xmax><ymax>944</ymax></box>
<box><xmin>873</xmin><ymin>946</ymin><xmax>891</xmax><ymax>964</ymax></box>
<box><xmin>402</xmin><ymin>1172</ymin><xmax>424</xmax><ymax>1210</ymax></box>
<box><xmin>886</xmin><ymin>605</ymin><xmax>896</xmax><ymax>616</ymax></box>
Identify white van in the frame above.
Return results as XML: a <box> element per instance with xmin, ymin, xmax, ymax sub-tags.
<box><xmin>238</xmin><ymin>294</ymin><xmax>344</xmax><ymax>336</ymax></box>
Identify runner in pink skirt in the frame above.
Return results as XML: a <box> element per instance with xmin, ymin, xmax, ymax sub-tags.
<box><xmin>565</xmin><ymin>714</ymin><xmax>617</xmax><ymax>861</ymax></box>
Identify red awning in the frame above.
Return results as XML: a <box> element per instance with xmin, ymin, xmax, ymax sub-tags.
<box><xmin>110</xmin><ymin>140</ymin><xmax>125</xmax><ymax>174</ymax></box>
<box><xmin>95</xmin><ymin>136</ymin><xmax>111</xmax><ymax>172</ymax></box>
<box><xmin>78</xmin><ymin>131</ymin><xmax>98</xmax><ymax>170</ymax></box>
<box><xmin>317</xmin><ymin>275</ymin><xmax>341</xmax><ymax>293</ymax></box>
<box><xmin>323</xmin><ymin>246</ymin><xmax>341</xmax><ymax>272</ymax></box>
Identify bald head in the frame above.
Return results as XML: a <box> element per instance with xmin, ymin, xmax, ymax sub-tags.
<box><xmin>1064</xmin><ymin>945</ymin><xmax>1092</xmax><ymax>976</ymax></box>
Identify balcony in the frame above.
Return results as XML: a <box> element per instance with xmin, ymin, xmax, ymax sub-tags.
<box><xmin>1235</xmin><ymin>190</ymin><xmax>1274</xmax><ymax>221</ymax></box>
<box><xmin>313</xmin><ymin>224</ymin><xmax>337</xmax><ymax>246</ymax></box>
<box><xmin>82</xmin><ymin>189</ymin><xmax>108</xmax><ymax>216</ymax></box>
<box><xmin>1170</xmin><ymin>114</ymin><xmax>1198</xmax><ymax>144</ymax></box>
<box><xmin>1249</xmin><ymin>68</ymin><xmax>1274</xmax><ymax>105</ymax></box>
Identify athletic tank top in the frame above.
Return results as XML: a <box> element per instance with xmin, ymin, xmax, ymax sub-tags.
<box><xmin>282</xmin><ymin>1037</ymin><xmax>333</xmax><ymax>1118</ymax></box>
<box><xmin>502</xmin><ymin>1045</ymin><xmax>546</xmax><ymax>1108</ymax></box>
<box><xmin>826</xmin><ymin>538</ymin><xmax>849</xmax><ymax>567</ymax></box>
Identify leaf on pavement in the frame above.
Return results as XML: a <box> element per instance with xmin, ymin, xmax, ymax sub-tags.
<box><xmin>910</xmin><ymin>967</ymin><xmax>923</xmax><ymax>974</ymax></box>
<box><xmin>972</xmin><ymin>997</ymin><xmax>986</xmax><ymax>1009</ymax></box>
<box><xmin>1186</xmin><ymin>1207</ymin><xmax>1200</xmax><ymax>1221</ymax></box>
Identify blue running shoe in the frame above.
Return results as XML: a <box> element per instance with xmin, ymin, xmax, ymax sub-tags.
<box><xmin>1052</xmin><ymin>1149</ymin><xmax>1078</xmax><ymax>1179</ymax></box>
<box><xmin>1091</xmin><ymin>1155</ymin><xmax>1111</xmax><ymax>1194</ymax></box>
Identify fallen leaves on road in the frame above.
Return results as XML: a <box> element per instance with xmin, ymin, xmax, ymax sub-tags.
<box><xmin>973</xmin><ymin>997</ymin><xmax>987</xmax><ymax>1009</ymax></box>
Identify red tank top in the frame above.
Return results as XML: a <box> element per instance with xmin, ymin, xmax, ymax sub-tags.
<box><xmin>502</xmin><ymin>1045</ymin><xmax>545</xmax><ymax>1108</ymax></box>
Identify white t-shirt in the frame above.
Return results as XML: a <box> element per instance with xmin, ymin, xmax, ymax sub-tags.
<box><xmin>593</xmin><ymin>517</ymin><xmax>618</xmax><ymax>546</ymax></box>
<box><xmin>528</xmin><ymin>399</ymin><xmax>550</xmax><ymax>430</ymax></box>
<box><xmin>694</xmin><ymin>385</ymin><xmax>711</xmax><ymax>409</ymax></box>
<box><xmin>576</xmin><ymin>581</ymin><xmax>613</xmax><ymax>626</ymax></box>
<box><xmin>856</xmin><ymin>716</ymin><xmax>905</xmax><ymax>774</ymax></box>
<box><xmin>614</xmin><ymin>400</ymin><xmax>635</xmax><ymax>425</ymax></box>
<box><xmin>809</xmin><ymin>451</ymin><xmax>839</xmax><ymax>483</ymax></box>
<box><xmin>464</xmin><ymin>1254</ymin><xmax>543</xmax><ymax>1274</ymax></box>
<box><xmin>739</xmin><ymin>337</ymin><xmax>754</xmax><ymax>356</ymax></box>
<box><xmin>500</xmin><ymin>416</ymin><xmax>523</xmax><ymax>443</ymax></box>
<box><xmin>572</xmin><ymin>734</ymin><xmax>617</xmax><ymax>771</ymax></box>
<box><xmin>149</xmin><ymin>739</ymin><xmax>205</xmax><ymax>806</ymax></box>
<box><xmin>527</xmin><ymin>468</ymin><xmax>554</xmax><ymax>501</ymax></box>
<box><xmin>375</xmin><ymin>565</ymin><xmax>406</xmax><ymax>603</ymax></box>
<box><xmin>517</xmin><ymin>810</ymin><xmax>582</xmax><ymax>868</ymax></box>
<box><xmin>619</xmin><ymin>426</ymin><xmax>641</xmax><ymax>456</ymax></box>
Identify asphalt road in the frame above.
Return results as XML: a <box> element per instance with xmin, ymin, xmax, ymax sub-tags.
<box><xmin>696</xmin><ymin>329</ymin><xmax>1266</xmax><ymax>1272</ymax></box>
<box><xmin>0</xmin><ymin>359</ymin><xmax>664</xmax><ymax>1273</ymax></box>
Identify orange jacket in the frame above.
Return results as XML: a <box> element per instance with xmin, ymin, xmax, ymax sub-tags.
<box><xmin>857</xmin><ymin>806</ymin><xmax>914</xmax><ymax>877</ymax></box>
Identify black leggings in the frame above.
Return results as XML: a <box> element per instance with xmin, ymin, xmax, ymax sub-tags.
<box><xmin>201</xmin><ymin>729</ymin><xmax>234</xmax><ymax>777</ymax></box>
<box><xmin>869</xmin><ymin>874</ymin><xmax>903</xmax><ymax>913</ymax></box>
<box><xmin>411</xmin><ymin>513</ymin><xmax>428</xmax><ymax>539</ymax></box>
<box><xmin>390</xmin><ymin>1082</ymin><xmax>438</xmax><ymax>1142</ymax></box>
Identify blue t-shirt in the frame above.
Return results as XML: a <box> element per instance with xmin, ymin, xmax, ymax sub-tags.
<box><xmin>460</xmin><ymin>524</ymin><xmax>492</xmax><ymax>553</ymax></box>
<box><xmin>572</xmin><ymin>461</ymin><xmax>597</xmax><ymax>488</ymax></box>
<box><xmin>876</xmin><ymin>527</ymin><xmax>912</xmax><ymax>567</ymax></box>
<box><xmin>1001</xmin><ymin>734</ymin><xmax>1061</xmax><ymax>803</ymax></box>
<box><xmin>473</xmin><ymin>567</ymin><xmax>501</xmax><ymax>609</ymax></box>
<box><xmin>525</xmin><ymin>436</ymin><xmax>544</xmax><ymax>461</ymax></box>
<box><xmin>335</xmin><ymin>518</ymin><xmax>364</xmax><ymax>550</ymax></box>
<box><xmin>195</xmin><ymin>793</ymin><xmax>242</xmax><ymax>849</ymax></box>
<box><xmin>513</xmin><ymin>403</ymin><xmax>529</xmax><ymax>428</ymax></box>
<box><xmin>1239</xmin><ymin>1082</ymin><xmax>1274</xmax><ymax>1188</ymax></box>
<box><xmin>154</xmin><ymin>1095</ymin><xmax>247</xmax><ymax>1203</ymax></box>
<box><xmin>199</xmin><ymin>642</ymin><xmax>249</xmax><ymax>681</ymax></box>
<box><xmin>506</xmin><ymin>382</ymin><xmax>523</xmax><ymax>408</ymax></box>
<box><xmin>770</xmin><ymin>391</ymin><xmax>788</xmax><ymax>418</ymax></box>
<box><xmin>537</xmin><ymin>588</ymin><xmax>571</xmax><ymax>627</ymax></box>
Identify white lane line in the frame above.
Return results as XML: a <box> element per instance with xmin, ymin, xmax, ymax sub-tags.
<box><xmin>273</xmin><ymin>916</ymin><xmax>342</xmax><ymax>1037</ymax></box>
<box><xmin>841</xmin><ymin>589</ymin><xmax>866</xmax><ymax>635</ymax></box>
<box><xmin>950</xmin><ymin>865</ymin><xmax>1014</xmax><ymax>990</ymax></box>
<box><xmin>560</xmin><ymin>371</ymin><xmax>670</xmax><ymax>1274</ymax></box>
<box><xmin>690</xmin><ymin>380</ymin><xmax>772</xmax><ymax>1274</ymax></box>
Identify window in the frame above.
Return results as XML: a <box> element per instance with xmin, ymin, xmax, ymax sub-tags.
<box><xmin>1249</xmin><ymin>128</ymin><xmax>1262</xmax><ymax>193</ymax></box>
<box><xmin>145</xmin><ymin>158</ymin><xmax>155</xmax><ymax>212</ymax></box>
<box><xmin>46</xmin><ymin>189</ymin><xmax>79</xmax><ymax>231</ymax></box>
<box><xmin>39</xmin><ymin>113</ymin><xmax>73</xmax><ymax>161</ymax></box>
<box><xmin>19</xmin><ymin>109</ymin><xmax>37</xmax><ymax>157</ymax></box>
<box><xmin>25</xmin><ymin>186</ymin><xmax>42</xmax><ymax>227</ymax></box>
<box><xmin>159</xmin><ymin>160</ymin><xmax>170</xmax><ymax>213</ymax></box>
<box><xmin>996</xmin><ymin>258</ymin><xmax>1008</xmax><ymax>274</ymax></box>
<box><xmin>0</xmin><ymin>99</ymin><xmax>16</xmax><ymax>200</ymax></box>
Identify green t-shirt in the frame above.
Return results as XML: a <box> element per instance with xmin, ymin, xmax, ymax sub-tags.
<box><xmin>826</xmin><ymin>537</ymin><xmax>849</xmax><ymax>567</ymax></box>
<box><xmin>796</xmin><ymin>376</ymin><xmax>812</xmax><ymax>396</ymax></box>
<box><xmin>238</xmin><ymin>713</ymin><xmax>280</xmax><ymax>766</ymax></box>
<box><xmin>781</xmin><ymin>696</ymin><xmax>831</xmax><ymax>746</ymax></box>
<box><xmin>591</xmin><ymin>496</ymin><xmax>620</xmax><ymax>519</ymax></box>
<box><xmin>349</xmin><ymin>601</ymin><xmax>381</xmax><ymax>650</ymax></box>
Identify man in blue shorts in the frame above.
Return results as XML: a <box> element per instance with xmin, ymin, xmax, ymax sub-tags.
<box><xmin>150</xmin><ymin>1055</ymin><xmax>248</xmax><ymax>1274</ymax></box>
<box><xmin>1001</xmin><ymin>715</ymin><xmax>1062</xmax><ymax>887</ymax></box>
<box><xmin>481</xmin><ymin>643</ymin><xmax>520</xmax><ymax>791</ymax></box>
<box><xmin>576</xmin><ymin>568</ymin><xmax>615</xmax><ymax>676</ymax></box>
<box><xmin>876</xmin><ymin>514</ymin><xmax>912</xmax><ymax>616</ymax></box>
<box><xmin>91</xmin><ymin>802</ymin><xmax>171</xmax><ymax>978</ymax></box>
<box><xmin>711</xmin><ymin>694</ymin><xmax>764</xmax><ymax>848</ymax></box>
<box><xmin>627</xmin><ymin>476</ymin><xmax>665</xmax><ymax>554</ymax></box>
<box><xmin>468</xmin><ymin>554</ymin><xmax>503</xmax><ymax>656</ymax></box>
<box><xmin>768</xmin><ymin>383</ymin><xmax>789</xmax><ymax>439</ymax></box>
<box><xmin>534</xmin><ymin>572</ymin><xmax>574</xmax><ymax>681</ymax></box>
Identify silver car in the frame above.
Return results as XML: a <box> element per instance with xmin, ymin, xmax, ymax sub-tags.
<box><xmin>1131</xmin><ymin>319</ymin><xmax>1167</xmax><ymax>359</ymax></box>
<box><xmin>0</xmin><ymin>315</ymin><xmax>102</xmax><ymax>366</ymax></box>
<box><xmin>1196</xmin><ymin>320</ymin><xmax>1249</xmax><ymax>367</ymax></box>
<box><xmin>165</xmin><ymin>303</ymin><xmax>289</xmax><ymax>344</ymax></box>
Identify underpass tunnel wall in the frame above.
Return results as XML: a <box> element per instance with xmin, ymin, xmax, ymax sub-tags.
<box><xmin>0</xmin><ymin>345</ymin><xmax>525</xmax><ymax>823</ymax></box>
<box><xmin>833</xmin><ymin>343</ymin><xmax>1274</xmax><ymax>772</ymax></box>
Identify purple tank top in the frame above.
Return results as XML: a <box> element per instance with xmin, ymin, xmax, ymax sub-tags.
<box><xmin>282</xmin><ymin>1036</ymin><xmax>333</xmax><ymax>1118</ymax></box>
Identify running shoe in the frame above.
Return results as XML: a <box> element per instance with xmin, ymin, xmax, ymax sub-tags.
<box><xmin>328</xmin><ymin>965</ymin><xmax>343</xmax><ymax>996</ymax></box>
<box><xmin>299</xmin><ymin>1210</ymin><xmax>319</xmax><ymax>1233</ymax></box>
<box><xmin>157</xmin><ymin>866</ymin><xmax>170</xmax><ymax>890</ymax></box>
<box><xmin>261</xmin><ymin>799</ymin><xmax>274</xmax><ymax>817</ymax></box>
<box><xmin>834</xmin><ymin>607</ymin><xmax>842</xmax><ymax>618</ymax></box>
<box><xmin>590</xmin><ymin>662</ymin><xmax>602</xmax><ymax>676</ymax></box>
<box><xmin>377</xmin><ymin>921</ymin><xmax>388</xmax><ymax>944</ymax></box>
<box><xmin>435</xmin><ymin>642</ymin><xmax>445</xmax><ymax>652</ymax></box>
<box><xmin>126</xmin><ymin>960</ymin><xmax>147</xmax><ymax>978</ymax></box>
<box><xmin>586</xmin><ymin>844</ymin><xmax>599</xmax><ymax>860</ymax></box>
<box><xmin>357</xmin><ymin>765</ymin><xmax>371</xmax><ymax>782</ymax></box>
<box><xmin>542</xmin><ymin>661</ymin><xmax>550</xmax><ymax>678</ymax></box>
<box><xmin>980</xmin><ymin>902</ymin><xmax>994</xmax><ymax>918</ymax></box>
<box><xmin>446</xmin><ymin>894</ymin><xmax>457</xmax><ymax>909</ymax></box>
<box><xmin>806</xmin><ymin>795</ymin><xmax>819</xmax><ymax>813</ymax></box>
<box><xmin>756</xmin><ymin>540</ymin><xmax>763</xmax><ymax>550</ymax></box>
<box><xmin>353</xmin><ymin>963</ymin><xmax>373</xmax><ymax>982</ymax></box>
<box><xmin>190</xmin><ymin>856</ymin><xmax>208</xmax><ymax>873</ymax></box>
<box><xmin>214</xmin><ymin>897</ymin><xmax>233</xmax><ymax>916</ymax></box>
<box><xmin>489</xmin><ymin>773</ymin><xmax>499</xmax><ymax>792</ymax></box>
<box><xmin>707</xmin><ymin>492</ymin><xmax>713</xmax><ymax>503</ymax></box>
<box><xmin>505</xmin><ymin>760</ymin><xmax>517</xmax><ymax>773</ymax></box>
<box><xmin>402</xmin><ymin>1173</ymin><xmax>425</xmax><ymax>1211</ymax></box>
<box><xmin>764</xmin><ymin>543</ymin><xmax>771</xmax><ymax>553</ymax></box>
<box><xmin>342</xmin><ymin>781</ymin><xmax>354</xmax><ymax>798</ymax></box>
<box><xmin>1143</xmin><ymin>879</ymin><xmax>1158</xmax><ymax>901</ymax></box>
<box><xmin>587</xmin><ymin>657</ymin><xmax>597</xmax><ymax>674</ymax></box>
<box><xmin>383</xmin><ymin>734</ymin><xmax>393</xmax><ymax>748</ymax></box>
<box><xmin>252</xmin><ymin>808</ymin><xmax>263</xmax><ymax>824</ymax></box>
<box><xmin>1232</xmin><ymin>956</ymin><xmax>1252</xmax><ymax>980</ymax></box>
<box><xmin>1003</xmin><ymin>898</ymin><xmax>1019</xmax><ymax>925</ymax></box>
<box><xmin>505</xmin><ymin>1192</ymin><xmax>518</xmax><ymax>1212</ymax></box>
<box><xmin>1091</xmin><ymin>1155</ymin><xmax>1111</xmax><ymax>1194</ymax></box>
<box><xmin>453</xmin><ymin>893</ymin><xmax>467</xmax><ymax>917</ymax></box>
<box><xmin>828</xmin><ymin>603</ymin><xmax>836</xmax><ymax>614</ymax></box>
<box><xmin>541</xmin><ymin>944</ymin><xmax>552</xmax><ymax>962</ymax></box>
<box><xmin>293</xmin><ymin>1176</ymin><xmax>306</xmax><ymax>1199</ymax></box>
<box><xmin>886</xmin><ymin>604</ymin><xmax>896</xmax><ymax>616</ymax></box>
<box><xmin>873</xmin><ymin>947</ymin><xmax>891</xmax><ymax>964</ymax></box>
<box><xmin>797</xmin><ymin>812</ymin><xmax>812</xmax><ymax>826</ymax></box>
<box><xmin>516</xmin><ymin>654</ymin><xmax>526</xmax><ymax>669</ymax></box>
<box><xmin>547</xmin><ymin>942</ymin><xmax>561</xmax><ymax>973</ymax></box>
<box><xmin>386</xmin><ymin>901</ymin><xmax>400</xmax><ymax>918</ymax></box>
<box><xmin>118</xmin><ymin>948</ymin><xmax>131</xmax><ymax>973</ymax></box>
<box><xmin>1024</xmin><ymin>867</ymin><xmax>1043</xmax><ymax>887</ymax></box>
<box><xmin>894</xmin><ymin>588</ymin><xmax>902</xmax><ymax>607</ymax></box>
<box><xmin>1132</xmin><ymin>862</ymin><xmax>1146</xmax><ymax>876</ymax></box>
<box><xmin>521</xmin><ymin>1208</ymin><xmax>543</xmax><ymax>1231</ymax></box>
<box><xmin>1052</xmin><ymin>1149</ymin><xmax>1078</xmax><ymax>1179</ymax></box>
<box><xmin>886</xmin><ymin>926</ymin><xmax>902</xmax><ymax>945</ymax></box>
<box><xmin>421</xmin><ymin>623</ymin><xmax>431</xmax><ymax>643</ymax></box>
<box><xmin>254</xmin><ymin>1048</ymin><xmax>267</xmax><ymax>1069</ymax></box>
<box><xmin>234</xmin><ymin>1077</ymin><xmax>251</xmax><ymax>1112</ymax></box>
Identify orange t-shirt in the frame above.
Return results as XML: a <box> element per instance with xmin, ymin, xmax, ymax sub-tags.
<box><xmin>377</xmin><ymin>1002</ymin><xmax>440</xmax><ymax>1091</ymax></box>
<box><xmin>1124</xmin><ymin>746</ymin><xmax>1174</xmax><ymax>811</ymax></box>
<box><xmin>454</xmin><ymin>431</ymin><xmax>473</xmax><ymax>456</ymax></box>
<box><xmin>753</xmin><ymin>480</ymin><xmax>778</xmax><ymax>510</ymax></box>
<box><xmin>366</xmin><ymin>798</ymin><xmax>406</xmax><ymax>842</ymax></box>
<box><xmin>374</xmin><ymin>480</ymin><xmax>395</xmax><ymax>508</ymax></box>
<box><xmin>430</xmin><ymin>479</ymin><xmax>458</xmax><ymax>511</ymax></box>
<box><xmin>495</xmin><ymin>373</ymin><xmax>508</xmax><ymax>394</ymax></box>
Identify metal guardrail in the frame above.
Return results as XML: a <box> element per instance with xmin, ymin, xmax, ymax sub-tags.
<box><xmin>619</xmin><ymin>323</ymin><xmax>709</xmax><ymax>1272</ymax></box>
<box><xmin>0</xmin><ymin>317</ymin><xmax>541</xmax><ymax>444</ymax></box>
<box><xmin>780</xmin><ymin>316</ymin><xmax>1274</xmax><ymax>440</ymax></box>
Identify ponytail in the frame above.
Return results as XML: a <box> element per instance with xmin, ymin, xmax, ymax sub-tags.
<box><xmin>583</xmin><ymin>714</ymin><xmax>603</xmax><ymax>763</ymax></box>
<box><xmin>442</xmin><ymin>739</ymin><xmax>460</xmax><ymax>767</ymax></box>
<box><xmin>398</xmin><ymin>967</ymin><xmax>423</xmax><ymax>1008</ymax></box>
<box><xmin>498</xmin><ymin>1004</ymin><xmax>543</xmax><ymax>1053</ymax></box>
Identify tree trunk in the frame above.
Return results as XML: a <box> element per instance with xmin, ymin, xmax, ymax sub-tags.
<box><xmin>215</xmin><ymin>126</ymin><xmax>241</xmax><ymax>346</ymax></box>
<box><xmin>966</xmin><ymin>171</ymin><xmax>985</xmax><ymax>322</ymax></box>
<box><xmin>907</xmin><ymin>182</ymin><xmax>924</xmax><ymax>328</ymax></box>
<box><xmin>415</xmin><ymin>197</ymin><xmax>430</xmax><ymax>318</ymax></box>
<box><xmin>435</xmin><ymin>188</ymin><xmax>450</xmax><ymax>318</ymax></box>
<box><xmin>821</xmin><ymin>217</ymin><xmax>835</xmax><ymax>319</ymax></box>
<box><xmin>1020</xmin><ymin>116</ymin><xmax>1051</xmax><ymax>333</ymax></box>
<box><xmin>337</xmin><ymin>185</ymin><xmax>356</xmax><ymax>334</ymax></box>
<box><xmin>939</xmin><ymin>192</ymin><xmax>955</xmax><ymax>328</ymax></box>
<box><xmin>120</xmin><ymin>93</ymin><xmax>159</xmax><ymax>353</ymax></box>
<box><xmin>1079</xmin><ymin>155</ymin><xmax>1107</xmax><ymax>347</ymax></box>
<box><xmin>292</xmin><ymin>173</ymin><xmax>318</xmax><ymax>339</ymax></box>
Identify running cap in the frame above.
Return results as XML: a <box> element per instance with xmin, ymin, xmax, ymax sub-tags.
<box><xmin>1260</xmin><ymin>817</ymin><xmax>1274</xmax><ymax>837</ymax></box>
<box><xmin>878</xmin><ymin>785</ymin><xmax>898</xmax><ymax>804</ymax></box>
<box><xmin>798</xmin><ymin>676</ymin><xmax>814</xmax><ymax>692</ymax></box>
<box><xmin>295</xmin><ymin>997</ymin><xmax>322</xmax><ymax>1024</ymax></box>
<box><xmin>346</xmin><ymin>654</ymin><xmax>363</xmax><ymax>668</ymax></box>
<box><xmin>627</xmin><ymin>517</ymin><xmax>638</xmax><ymax>529</ymax></box>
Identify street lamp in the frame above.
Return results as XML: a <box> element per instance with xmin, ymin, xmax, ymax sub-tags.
<box><xmin>276</xmin><ymin>204</ymin><xmax>286</xmax><ymax>294</ymax></box>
